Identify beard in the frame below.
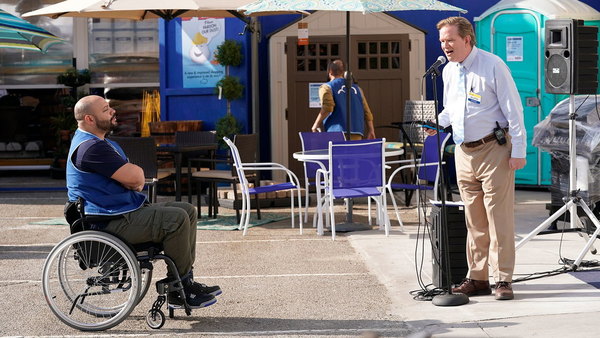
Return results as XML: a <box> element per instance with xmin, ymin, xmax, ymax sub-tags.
<box><xmin>96</xmin><ymin>116</ymin><xmax>117</xmax><ymax>133</ymax></box>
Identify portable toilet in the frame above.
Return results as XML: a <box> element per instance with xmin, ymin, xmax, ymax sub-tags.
<box><xmin>475</xmin><ymin>0</ymin><xmax>600</xmax><ymax>187</ymax></box>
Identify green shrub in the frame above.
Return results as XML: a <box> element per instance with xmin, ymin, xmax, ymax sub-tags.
<box><xmin>214</xmin><ymin>40</ymin><xmax>242</xmax><ymax>67</ymax></box>
<box><xmin>215</xmin><ymin>114</ymin><xmax>242</xmax><ymax>148</ymax></box>
<box><xmin>215</xmin><ymin>75</ymin><xmax>244</xmax><ymax>101</ymax></box>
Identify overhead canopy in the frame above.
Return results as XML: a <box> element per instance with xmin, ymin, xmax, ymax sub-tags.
<box><xmin>475</xmin><ymin>0</ymin><xmax>600</xmax><ymax>21</ymax></box>
<box><xmin>22</xmin><ymin>0</ymin><xmax>291</xmax><ymax>21</ymax></box>
<box><xmin>241</xmin><ymin>0</ymin><xmax>466</xmax><ymax>14</ymax></box>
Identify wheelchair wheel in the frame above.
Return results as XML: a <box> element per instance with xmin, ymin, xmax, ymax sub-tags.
<box><xmin>43</xmin><ymin>231</ymin><xmax>141</xmax><ymax>331</ymax></box>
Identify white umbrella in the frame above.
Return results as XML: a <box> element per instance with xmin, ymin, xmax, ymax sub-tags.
<box><xmin>22</xmin><ymin>0</ymin><xmax>292</xmax><ymax>20</ymax></box>
<box><xmin>240</xmin><ymin>0</ymin><xmax>466</xmax><ymax>136</ymax></box>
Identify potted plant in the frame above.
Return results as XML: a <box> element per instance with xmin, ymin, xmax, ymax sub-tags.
<box><xmin>57</xmin><ymin>67</ymin><xmax>91</xmax><ymax>89</ymax></box>
<box><xmin>51</xmin><ymin>68</ymin><xmax>91</xmax><ymax>175</ymax></box>
<box><xmin>215</xmin><ymin>114</ymin><xmax>242</xmax><ymax>148</ymax></box>
<box><xmin>214</xmin><ymin>40</ymin><xmax>244</xmax><ymax>147</ymax></box>
<box><xmin>50</xmin><ymin>110</ymin><xmax>77</xmax><ymax>139</ymax></box>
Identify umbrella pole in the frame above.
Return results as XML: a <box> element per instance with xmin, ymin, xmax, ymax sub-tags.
<box><xmin>345</xmin><ymin>11</ymin><xmax>352</xmax><ymax>141</ymax></box>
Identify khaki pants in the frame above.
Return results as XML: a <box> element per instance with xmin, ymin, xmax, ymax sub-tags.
<box><xmin>104</xmin><ymin>201</ymin><xmax>198</xmax><ymax>277</ymax></box>
<box><xmin>455</xmin><ymin>137</ymin><xmax>515</xmax><ymax>282</ymax></box>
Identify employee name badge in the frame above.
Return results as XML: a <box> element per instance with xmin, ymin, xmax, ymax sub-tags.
<box><xmin>467</xmin><ymin>91</ymin><xmax>481</xmax><ymax>104</ymax></box>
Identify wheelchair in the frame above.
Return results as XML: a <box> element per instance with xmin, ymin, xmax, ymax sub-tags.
<box><xmin>42</xmin><ymin>198</ymin><xmax>198</xmax><ymax>331</ymax></box>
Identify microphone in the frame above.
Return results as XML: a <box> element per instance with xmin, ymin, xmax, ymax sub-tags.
<box><xmin>423</xmin><ymin>55</ymin><xmax>447</xmax><ymax>77</ymax></box>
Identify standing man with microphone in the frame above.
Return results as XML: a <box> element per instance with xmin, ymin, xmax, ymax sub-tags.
<box><xmin>424</xmin><ymin>17</ymin><xmax>527</xmax><ymax>300</ymax></box>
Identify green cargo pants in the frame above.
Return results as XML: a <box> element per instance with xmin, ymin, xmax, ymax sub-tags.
<box><xmin>104</xmin><ymin>201</ymin><xmax>197</xmax><ymax>277</ymax></box>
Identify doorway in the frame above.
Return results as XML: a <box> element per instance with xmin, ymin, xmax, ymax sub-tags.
<box><xmin>285</xmin><ymin>34</ymin><xmax>410</xmax><ymax>177</ymax></box>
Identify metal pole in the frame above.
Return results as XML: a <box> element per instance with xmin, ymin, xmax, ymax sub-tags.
<box><xmin>345</xmin><ymin>11</ymin><xmax>352</xmax><ymax>140</ymax></box>
<box><xmin>568</xmin><ymin>94</ymin><xmax>577</xmax><ymax>228</ymax></box>
<box><xmin>251</xmin><ymin>17</ymin><xmax>260</xmax><ymax>160</ymax></box>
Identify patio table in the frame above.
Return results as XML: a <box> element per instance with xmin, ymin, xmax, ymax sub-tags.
<box><xmin>156</xmin><ymin>143</ymin><xmax>217</xmax><ymax>201</ymax></box>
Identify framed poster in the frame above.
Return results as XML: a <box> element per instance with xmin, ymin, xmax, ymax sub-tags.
<box><xmin>181</xmin><ymin>17</ymin><xmax>225</xmax><ymax>88</ymax></box>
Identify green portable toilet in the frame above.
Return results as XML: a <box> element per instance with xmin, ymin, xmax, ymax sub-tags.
<box><xmin>475</xmin><ymin>0</ymin><xmax>600</xmax><ymax>187</ymax></box>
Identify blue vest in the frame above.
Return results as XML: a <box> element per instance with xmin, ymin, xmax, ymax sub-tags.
<box><xmin>67</xmin><ymin>129</ymin><xmax>146</xmax><ymax>216</ymax></box>
<box><xmin>323</xmin><ymin>77</ymin><xmax>365</xmax><ymax>136</ymax></box>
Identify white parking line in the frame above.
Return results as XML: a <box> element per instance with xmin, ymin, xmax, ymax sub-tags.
<box><xmin>0</xmin><ymin>272</ymin><xmax>369</xmax><ymax>285</ymax></box>
<box><xmin>1</xmin><ymin>238</ymin><xmax>334</xmax><ymax>246</ymax></box>
<box><xmin>20</xmin><ymin>327</ymin><xmax>406</xmax><ymax>337</ymax></box>
<box><xmin>197</xmin><ymin>238</ymin><xmax>333</xmax><ymax>244</ymax></box>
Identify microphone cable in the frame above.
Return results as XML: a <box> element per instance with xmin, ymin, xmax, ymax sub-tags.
<box><xmin>408</xmin><ymin>75</ymin><xmax>447</xmax><ymax>301</ymax></box>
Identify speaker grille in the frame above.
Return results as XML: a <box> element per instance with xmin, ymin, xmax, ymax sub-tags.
<box><xmin>546</xmin><ymin>54</ymin><xmax>569</xmax><ymax>88</ymax></box>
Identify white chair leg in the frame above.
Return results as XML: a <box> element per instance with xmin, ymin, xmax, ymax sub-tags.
<box><xmin>304</xmin><ymin>183</ymin><xmax>309</xmax><ymax>224</ymax></box>
<box><xmin>238</xmin><ymin>192</ymin><xmax>247</xmax><ymax>231</ymax></box>
<box><xmin>241</xmin><ymin>193</ymin><xmax>250</xmax><ymax>235</ymax></box>
<box><xmin>290</xmin><ymin>189</ymin><xmax>295</xmax><ymax>230</ymax></box>
<box><xmin>387</xmin><ymin>185</ymin><xmax>405</xmax><ymax>231</ymax></box>
<box><xmin>329</xmin><ymin>195</ymin><xmax>336</xmax><ymax>240</ymax></box>
<box><xmin>296</xmin><ymin>187</ymin><xmax>303</xmax><ymax>234</ymax></box>
<box><xmin>367</xmin><ymin>197</ymin><xmax>373</xmax><ymax>225</ymax></box>
<box><xmin>312</xmin><ymin>199</ymin><xmax>319</xmax><ymax>229</ymax></box>
<box><xmin>315</xmin><ymin>186</ymin><xmax>324</xmax><ymax>235</ymax></box>
<box><xmin>382</xmin><ymin>193</ymin><xmax>389</xmax><ymax>236</ymax></box>
<box><xmin>324</xmin><ymin>193</ymin><xmax>331</xmax><ymax>229</ymax></box>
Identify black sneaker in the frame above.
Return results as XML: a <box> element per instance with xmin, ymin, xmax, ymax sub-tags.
<box><xmin>167</xmin><ymin>291</ymin><xmax>216</xmax><ymax>309</ymax></box>
<box><xmin>186</xmin><ymin>281</ymin><xmax>222</xmax><ymax>297</ymax></box>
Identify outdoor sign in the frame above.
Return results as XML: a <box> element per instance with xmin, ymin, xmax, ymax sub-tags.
<box><xmin>298</xmin><ymin>22</ymin><xmax>308</xmax><ymax>46</ymax></box>
<box><xmin>506</xmin><ymin>36</ymin><xmax>523</xmax><ymax>62</ymax></box>
<box><xmin>309</xmin><ymin>82</ymin><xmax>323</xmax><ymax>108</ymax></box>
<box><xmin>181</xmin><ymin>17</ymin><xmax>225</xmax><ymax>88</ymax></box>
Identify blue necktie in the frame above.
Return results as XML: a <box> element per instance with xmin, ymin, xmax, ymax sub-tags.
<box><xmin>453</xmin><ymin>65</ymin><xmax>466</xmax><ymax>144</ymax></box>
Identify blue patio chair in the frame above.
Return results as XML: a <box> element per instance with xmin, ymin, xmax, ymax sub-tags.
<box><xmin>316</xmin><ymin>138</ymin><xmax>387</xmax><ymax>240</ymax></box>
<box><xmin>223</xmin><ymin>137</ymin><xmax>303</xmax><ymax>236</ymax></box>
<box><xmin>385</xmin><ymin>132</ymin><xmax>452</xmax><ymax>226</ymax></box>
<box><xmin>298</xmin><ymin>131</ymin><xmax>346</xmax><ymax>226</ymax></box>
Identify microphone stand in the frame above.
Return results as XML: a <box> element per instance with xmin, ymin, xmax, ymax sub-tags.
<box><xmin>428</xmin><ymin>66</ymin><xmax>469</xmax><ymax>307</ymax></box>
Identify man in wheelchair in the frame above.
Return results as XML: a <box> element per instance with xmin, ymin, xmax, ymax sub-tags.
<box><xmin>66</xmin><ymin>95</ymin><xmax>221</xmax><ymax>310</ymax></box>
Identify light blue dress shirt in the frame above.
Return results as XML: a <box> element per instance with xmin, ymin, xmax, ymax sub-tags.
<box><xmin>438</xmin><ymin>46</ymin><xmax>527</xmax><ymax>158</ymax></box>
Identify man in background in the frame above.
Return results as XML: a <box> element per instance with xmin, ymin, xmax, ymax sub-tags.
<box><xmin>311</xmin><ymin>59</ymin><xmax>376</xmax><ymax>140</ymax></box>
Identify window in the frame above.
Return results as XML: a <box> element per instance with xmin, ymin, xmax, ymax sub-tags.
<box><xmin>88</xmin><ymin>18</ymin><xmax>159</xmax><ymax>84</ymax></box>
<box><xmin>296</xmin><ymin>42</ymin><xmax>340</xmax><ymax>72</ymax></box>
<box><xmin>357</xmin><ymin>40</ymin><xmax>402</xmax><ymax>70</ymax></box>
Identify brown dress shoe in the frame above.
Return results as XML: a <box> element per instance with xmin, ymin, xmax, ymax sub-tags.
<box><xmin>451</xmin><ymin>278</ymin><xmax>492</xmax><ymax>296</ymax></box>
<box><xmin>495</xmin><ymin>282</ymin><xmax>514</xmax><ymax>300</ymax></box>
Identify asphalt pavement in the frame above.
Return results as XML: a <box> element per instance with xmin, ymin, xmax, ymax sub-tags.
<box><xmin>2</xmin><ymin>173</ymin><xmax>600</xmax><ymax>337</ymax></box>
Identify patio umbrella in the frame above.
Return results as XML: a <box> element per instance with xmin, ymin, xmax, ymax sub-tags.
<box><xmin>22</xmin><ymin>0</ymin><xmax>297</xmax><ymax>21</ymax></box>
<box><xmin>240</xmin><ymin>0</ymin><xmax>466</xmax><ymax>137</ymax></box>
<box><xmin>0</xmin><ymin>9</ymin><xmax>64</xmax><ymax>52</ymax></box>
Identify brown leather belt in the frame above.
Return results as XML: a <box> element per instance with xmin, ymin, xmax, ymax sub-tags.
<box><xmin>462</xmin><ymin>129</ymin><xmax>507</xmax><ymax>148</ymax></box>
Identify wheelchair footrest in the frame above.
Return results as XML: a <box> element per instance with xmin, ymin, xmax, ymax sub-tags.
<box><xmin>155</xmin><ymin>277</ymin><xmax>183</xmax><ymax>294</ymax></box>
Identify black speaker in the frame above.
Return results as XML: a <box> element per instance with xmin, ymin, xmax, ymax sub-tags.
<box><xmin>544</xmin><ymin>19</ymin><xmax>598</xmax><ymax>94</ymax></box>
<box><xmin>431</xmin><ymin>204</ymin><xmax>468</xmax><ymax>289</ymax></box>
